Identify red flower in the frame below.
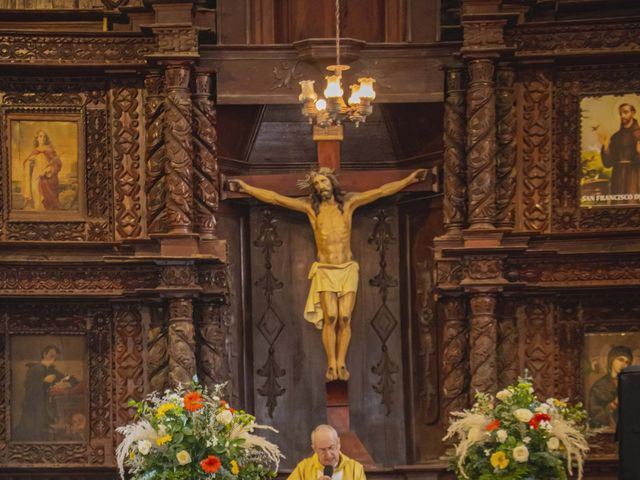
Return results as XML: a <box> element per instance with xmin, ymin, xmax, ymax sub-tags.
<box><xmin>486</xmin><ymin>419</ymin><xmax>500</xmax><ymax>432</ymax></box>
<box><xmin>219</xmin><ymin>400</ymin><xmax>227</xmax><ymax>407</ymax></box>
<box><xmin>200</xmin><ymin>455</ymin><xmax>222</xmax><ymax>473</ymax></box>
<box><xmin>184</xmin><ymin>392</ymin><xmax>204</xmax><ymax>412</ymax></box>
<box><xmin>229</xmin><ymin>407</ymin><xmax>236</xmax><ymax>414</ymax></box>
<box><xmin>528</xmin><ymin>412</ymin><xmax>552</xmax><ymax>430</ymax></box>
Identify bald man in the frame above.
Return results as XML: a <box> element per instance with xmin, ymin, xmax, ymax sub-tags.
<box><xmin>287</xmin><ymin>425</ymin><xmax>366</xmax><ymax>480</ymax></box>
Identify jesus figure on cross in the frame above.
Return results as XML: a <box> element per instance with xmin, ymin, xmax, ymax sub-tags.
<box><xmin>229</xmin><ymin>167</ymin><xmax>427</xmax><ymax>382</ymax></box>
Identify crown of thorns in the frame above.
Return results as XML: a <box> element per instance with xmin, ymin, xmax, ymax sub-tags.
<box><xmin>296</xmin><ymin>167</ymin><xmax>337</xmax><ymax>190</ymax></box>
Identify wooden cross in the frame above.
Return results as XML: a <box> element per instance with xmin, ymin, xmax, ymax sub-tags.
<box><xmin>222</xmin><ymin>126</ymin><xmax>439</xmax><ymax>200</ymax></box>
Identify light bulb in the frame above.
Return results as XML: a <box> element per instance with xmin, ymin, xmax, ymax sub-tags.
<box><xmin>324</xmin><ymin>75</ymin><xmax>343</xmax><ymax>99</ymax></box>
<box><xmin>315</xmin><ymin>99</ymin><xmax>327</xmax><ymax>111</ymax></box>
<box><xmin>348</xmin><ymin>84</ymin><xmax>361</xmax><ymax>106</ymax></box>
<box><xmin>298</xmin><ymin>80</ymin><xmax>318</xmax><ymax>102</ymax></box>
<box><xmin>357</xmin><ymin>77</ymin><xmax>376</xmax><ymax>100</ymax></box>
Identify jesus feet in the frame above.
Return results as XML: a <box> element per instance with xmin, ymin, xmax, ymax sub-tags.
<box><xmin>325</xmin><ymin>365</ymin><xmax>338</xmax><ymax>382</ymax></box>
<box><xmin>337</xmin><ymin>364</ymin><xmax>350</xmax><ymax>381</ymax></box>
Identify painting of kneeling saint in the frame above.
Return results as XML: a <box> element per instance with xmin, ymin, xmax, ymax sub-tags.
<box><xmin>9</xmin><ymin>116</ymin><xmax>80</xmax><ymax>215</ymax></box>
<box><xmin>11</xmin><ymin>336</ymin><xmax>87</xmax><ymax>442</ymax></box>
<box><xmin>580</xmin><ymin>94</ymin><xmax>640</xmax><ymax>206</ymax></box>
<box><xmin>583</xmin><ymin>332</ymin><xmax>640</xmax><ymax>430</ymax></box>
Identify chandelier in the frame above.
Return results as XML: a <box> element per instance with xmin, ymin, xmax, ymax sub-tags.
<box><xmin>298</xmin><ymin>0</ymin><xmax>376</xmax><ymax>129</ymax></box>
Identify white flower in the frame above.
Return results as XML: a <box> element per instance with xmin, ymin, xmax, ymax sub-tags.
<box><xmin>484</xmin><ymin>449</ymin><xmax>491</xmax><ymax>457</ymax></box>
<box><xmin>514</xmin><ymin>408</ymin><xmax>534</xmax><ymax>423</ymax></box>
<box><xmin>137</xmin><ymin>440</ymin><xmax>151</xmax><ymax>455</ymax></box>
<box><xmin>535</xmin><ymin>404</ymin><xmax>550</xmax><ymax>413</ymax></box>
<box><xmin>468</xmin><ymin>427</ymin><xmax>488</xmax><ymax>442</ymax></box>
<box><xmin>523</xmin><ymin>436</ymin><xmax>531</xmax><ymax>444</ymax></box>
<box><xmin>206</xmin><ymin>436</ymin><xmax>219</xmax><ymax>448</ymax></box>
<box><xmin>496</xmin><ymin>389</ymin><xmax>513</xmax><ymax>401</ymax></box>
<box><xmin>496</xmin><ymin>429</ymin><xmax>508</xmax><ymax>442</ymax></box>
<box><xmin>512</xmin><ymin>445</ymin><xmax>529</xmax><ymax>463</ymax></box>
<box><xmin>176</xmin><ymin>450</ymin><xmax>191</xmax><ymax>465</ymax></box>
<box><xmin>158</xmin><ymin>425</ymin><xmax>167</xmax><ymax>436</ymax></box>
<box><xmin>540</xmin><ymin>421</ymin><xmax>552</xmax><ymax>431</ymax></box>
<box><xmin>216</xmin><ymin>409</ymin><xmax>234</xmax><ymax>425</ymax></box>
<box><xmin>547</xmin><ymin>437</ymin><xmax>560</xmax><ymax>451</ymax></box>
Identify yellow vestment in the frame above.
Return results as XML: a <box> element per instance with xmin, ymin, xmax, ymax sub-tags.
<box><xmin>286</xmin><ymin>453</ymin><xmax>366</xmax><ymax>480</ymax></box>
<box><xmin>304</xmin><ymin>261</ymin><xmax>359</xmax><ymax>328</ymax></box>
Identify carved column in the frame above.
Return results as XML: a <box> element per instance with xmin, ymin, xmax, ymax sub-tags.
<box><xmin>145</xmin><ymin>70</ymin><xmax>167</xmax><ymax>234</ymax></box>
<box><xmin>466</xmin><ymin>58</ymin><xmax>497</xmax><ymax>230</ymax></box>
<box><xmin>148</xmin><ymin>303</ymin><xmax>169</xmax><ymax>392</ymax></box>
<box><xmin>192</xmin><ymin>71</ymin><xmax>219</xmax><ymax>239</ymax></box>
<box><xmin>164</xmin><ymin>62</ymin><xmax>194</xmax><ymax>235</ymax></box>
<box><xmin>168</xmin><ymin>298</ymin><xmax>197</xmax><ymax>387</ymax></box>
<box><xmin>497</xmin><ymin>298</ymin><xmax>518</xmax><ymax>388</ymax></box>
<box><xmin>469</xmin><ymin>292</ymin><xmax>498</xmax><ymax>398</ymax></box>
<box><xmin>443</xmin><ymin>66</ymin><xmax>467</xmax><ymax>235</ymax></box>
<box><xmin>441</xmin><ymin>296</ymin><xmax>469</xmax><ymax>423</ymax></box>
<box><xmin>495</xmin><ymin>64</ymin><xmax>516</xmax><ymax>228</ymax></box>
<box><xmin>196</xmin><ymin>302</ymin><xmax>231</xmax><ymax>391</ymax></box>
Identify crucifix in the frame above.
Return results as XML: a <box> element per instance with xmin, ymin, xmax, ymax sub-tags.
<box><xmin>225</xmin><ymin>125</ymin><xmax>437</xmax><ymax>464</ymax></box>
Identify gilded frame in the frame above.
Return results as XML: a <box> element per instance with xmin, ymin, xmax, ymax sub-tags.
<box><xmin>5</xmin><ymin>109</ymin><xmax>86</xmax><ymax>222</ymax></box>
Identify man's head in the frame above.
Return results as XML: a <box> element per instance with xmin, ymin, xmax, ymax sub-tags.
<box><xmin>618</xmin><ymin>103</ymin><xmax>637</xmax><ymax>128</ymax></box>
<box><xmin>311</xmin><ymin>424</ymin><xmax>340</xmax><ymax>467</ymax></box>
<box><xmin>298</xmin><ymin>167</ymin><xmax>345</xmax><ymax>214</ymax></box>
<box><xmin>41</xmin><ymin>345</ymin><xmax>60</xmax><ymax>366</ymax></box>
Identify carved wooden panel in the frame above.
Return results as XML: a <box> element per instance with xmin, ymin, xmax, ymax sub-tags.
<box><xmin>0</xmin><ymin>34</ymin><xmax>153</xmax><ymax>66</ymax></box>
<box><xmin>0</xmin><ymin>303</ymin><xmax>113</xmax><ymax>467</ymax></box>
<box><xmin>553</xmin><ymin>65</ymin><xmax>640</xmax><ymax>231</ymax></box>
<box><xmin>144</xmin><ymin>71</ymin><xmax>167</xmax><ymax>234</ymax></box>
<box><xmin>0</xmin><ymin>77</ymin><xmax>114</xmax><ymax>242</ymax></box>
<box><xmin>113</xmin><ymin>305</ymin><xmax>144</xmax><ymax>432</ymax></box>
<box><xmin>522</xmin><ymin>299</ymin><xmax>554</xmax><ymax>400</ymax></box>
<box><xmin>519</xmin><ymin>69</ymin><xmax>552</xmax><ymax>232</ymax></box>
<box><xmin>111</xmin><ymin>81</ymin><xmax>145</xmax><ymax>240</ymax></box>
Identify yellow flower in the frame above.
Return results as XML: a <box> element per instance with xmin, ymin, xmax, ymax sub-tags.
<box><xmin>156</xmin><ymin>402</ymin><xmax>177</xmax><ymax>418</ymax></box>
<box><xmin>230</xmin><ymin>459</ymin><xmax>240</xmax><ymax>475</ymax></box>
<box><xmin>176</xmin><ymin>450</ymin><xmax>192</xmax><ymax>465</ymax></box>
<box><xmin>490</xmin><ymin>451</ymin><xmax>510</xmax><ymax>470</ymax></box>
<box><xmin>156</xmin><ymin>434</ymin><xmax>172</xmax><ymax>446</ymax></box>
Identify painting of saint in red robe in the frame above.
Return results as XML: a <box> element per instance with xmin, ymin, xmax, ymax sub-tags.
<box><xmin>10</xmin><ymin>118</ymin><xmax>80</xmax><ymax>214</ymax></box>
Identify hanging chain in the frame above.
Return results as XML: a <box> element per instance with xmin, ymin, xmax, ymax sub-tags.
<box><xmin>335</xmin><ymin>0</ymin><xmax>341</xmax><ymax>67</ymax></box>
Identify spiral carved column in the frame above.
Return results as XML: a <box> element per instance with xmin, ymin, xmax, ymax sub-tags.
<box><xmin>145</xmin><ymin>71</ymin><xmax>167</xmax><ymax>234</ymax></box>
<box><xmin>164</xmin><ymin>62</ymin><xmax>194</xmax><ymax>235</ymax></box>
<box><xmin>441</xmin><ymin>297</ymin><xmax>470</xmax><ymax>424</ymax></box>
<box><xmin>497</xmin><ymin>298</ymin><xmax>518</xmax><ymax>388</ymax></box>
<box><xmin>197</xmin><ymin>303</ymin><xmax>231</xmax><ymax>390</ymax></box>
<box><xmin>148</xmin><ymin>303</ymin><xmax>169</xmax><ymax>392</ymax></box>
<box><xmin>443</xmin><ymin>67</ymin><xmax>467</xmax><ymax>235</ymax></box>
<box><xmin>495</xmin><ymin>65</ymin><xmax>516</xmax><ymax>228</ymax></box>
<box><xmin>168</xmin><ymin>298</ymin><xmax>197</xmax><ymax>387</ymax></box>
<box><xmin>192</xmin><ymin>71</ymin><xmax>219</xmax><ymax>239</ymax></box>
<box><xmin>466</xmin><ymin>59</ymin><xmax>497</xmax><ymax>230</ymax></box>
<box><xmin>469</xmin><ymin>293</ymin><xmax>498</xmax><ymax>398</ymax></box>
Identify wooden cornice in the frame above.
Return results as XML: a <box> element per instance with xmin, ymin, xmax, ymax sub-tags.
<box><xmin>199</xmin><ymin>42</ymin><xmax>460</xmax><ymax>104</ymax></box>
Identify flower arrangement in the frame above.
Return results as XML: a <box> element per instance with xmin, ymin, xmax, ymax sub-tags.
<box><xmin>444</xmin><ymin>375</ymin><xmax>589</xmax><ymax>480</ymax></box>
<box><xmin>116</xmin><ymin>380</ymin><xmax>282</xmax><ymax>480</ymax></box>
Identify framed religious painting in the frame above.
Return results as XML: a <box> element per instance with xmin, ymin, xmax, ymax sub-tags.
<box><xmin>10</xmin><ymin>335</ymin><xmax>88</xmax><ymax>443</ymax></box>
<box><xmin>6</xmin><ymin>111</ymin><xmax>86</xmax><ymax>221</ymax></box>
<box><xmin>553</xmin><ymin>65</ymin><xmax>640</xmax><ymax>231</ymax></box>
<box><xmin>583</xmin><ymin>331</ymin><xmax>640</xmax><ymax>432</ymax></box>
<box><xmin>0</xmin><ymin>303</ymin><xmax>114</xmax><ymax>467</ymax></box>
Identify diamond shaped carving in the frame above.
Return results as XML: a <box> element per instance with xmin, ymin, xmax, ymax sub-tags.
<box><xmin>371</xmin><ymin>304</ymin><xmax>397</xmax><ymax>343</ymax></box>
<box><xmin>258</xmin><ymin>307</ymin><xmax>284</xmax><ymax>344</ymax></box>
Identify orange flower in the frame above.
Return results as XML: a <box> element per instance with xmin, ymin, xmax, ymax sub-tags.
<box><xmin>219</xmin><ymin>400</ymin><xmax>227</xmax><ymax>407</ymax></box>
<box><xmin>486</xmin><ymin>419</ymin><xmax>500</xmax><ymax>432</ymax></box>
<box><xmin>200</xmin><ymin>455</ymin><xmax>222</xmax><ymax>474</ymax></box>
<box><xmin>184</xmin><ymin>392</ymin><xmax>204</xmax><ymax>412</ymax></box>
<box><xmin>229</xmin><ymin>407</ymin><xmax>236</xmax><ymax>414</ymax></box>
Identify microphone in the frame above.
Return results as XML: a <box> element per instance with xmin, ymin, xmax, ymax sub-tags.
<box><xmin>323</xmin><ymin>465</ymin><xmax>334</xmax><ymax>478</ymax></box>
